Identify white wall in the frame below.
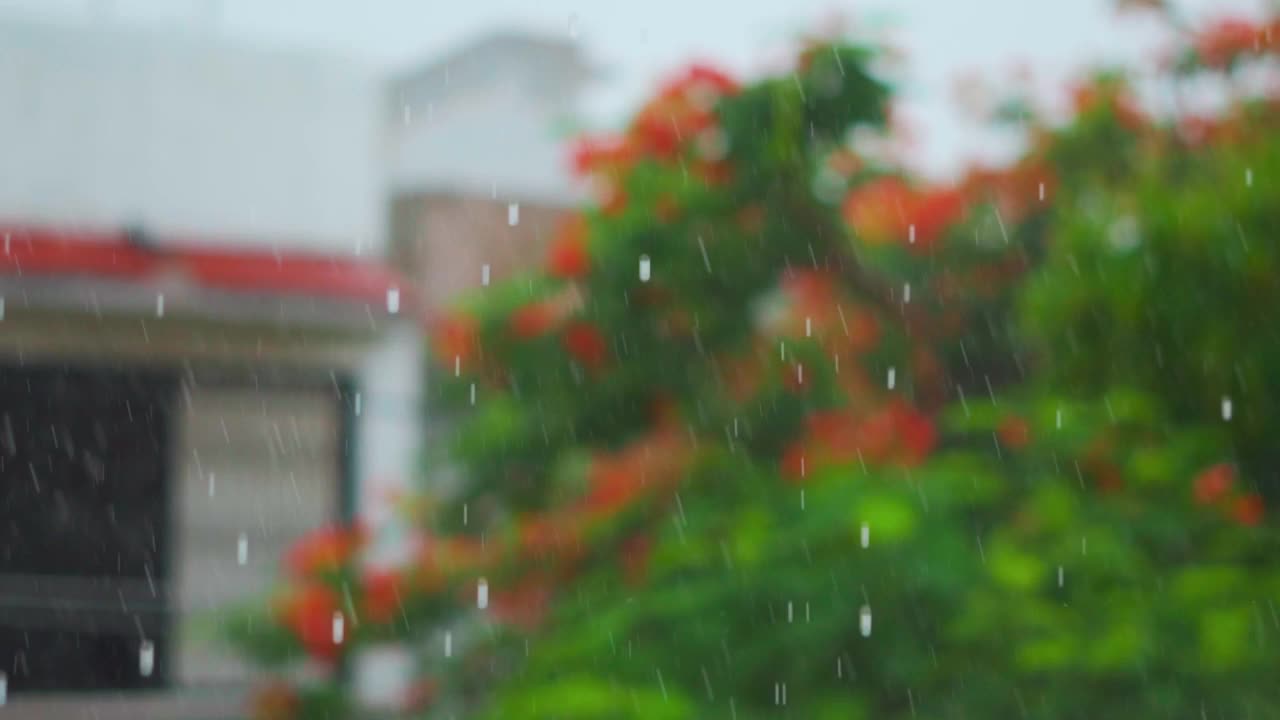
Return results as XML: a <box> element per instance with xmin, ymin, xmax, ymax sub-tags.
<box><xmin>0</xmin><ymin>16</ymin><xmax>387</xmax><ymax>254</ymax></box>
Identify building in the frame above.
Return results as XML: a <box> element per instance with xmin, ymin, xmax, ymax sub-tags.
<box><xmin>388</xmin><ymin>30</ymin><xmax>590</xmax><ymax>316</ymax></box>
<box><xmin>0</xmin><ymin>14</ymin><xmax>418</xmax><ymax>719</ymax></box>
<box><xmin>0</xmin><ymin>13</ymin><xmax>590</xmax><ymax>719</ymax></box>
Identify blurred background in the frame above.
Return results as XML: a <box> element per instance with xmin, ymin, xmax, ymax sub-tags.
<box><xmin>0</xmin><ymin>0</ymin><xmax>1273</xmax><ymax>718</ymax></box>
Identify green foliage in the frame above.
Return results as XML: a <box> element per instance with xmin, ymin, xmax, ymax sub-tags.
<box><xmin>227</xmin><ymin>18</ymin><xmax>1280</xmax><ymax>720</ymax></box>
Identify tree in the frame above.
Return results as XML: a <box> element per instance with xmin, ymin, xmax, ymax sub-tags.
<box><xmin>229</xmin><ymin>11</ymin><xmax>1280</xmax><ymax>719</ymax></box>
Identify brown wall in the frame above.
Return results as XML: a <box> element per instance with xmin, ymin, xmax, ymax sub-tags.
<box><xmin>391</xmin><ymin>192</ymin><xmax>572</xmax><ymax>314</ymax></box>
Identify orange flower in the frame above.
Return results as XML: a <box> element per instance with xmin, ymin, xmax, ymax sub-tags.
<box><xmin>510</xmin><ymin>301</ymin><xmax>559</xmax><ymax>339</ymax></box>
<box><xmin>843</xmin><ymin>177</ymin><xmax>913</xmax><ymax>245</ymax></box>
<box><xmin>427</xmin><ymin>536</ymin><xmax>500</xmax><ymax>577</ymax></box>
<box><xmin>404</xmin><ymin>677</ymin><xmax>439</xmax><ymax>713</ymax></box>
<box><xmin>548</xmin><ymin>216</ymin><xmax>591</xmax><ymax>279</ymax></box>
<box><xmin>360</xmin><ymin>569</ymin><xmax>403</xmax><ymax>625</ymax></box>
<box><xmin>1232</xmin><ymin>493</ymin><xmax>1265</xmax><ymax>526</ymax></box>
<box><xmin>1193</xmin><ymin>463</ymin><xmax>1235</xmax><ymax>505</ymax></box>
<box><xmin>619</xmin><ymin>533</ymin><xmax>654</xmax><ymax>586</ymax></box>
<box><xmin>842</xmin><ymin>177</ymin><xmax>963</xmax><ymax>252</ymax></box>
<box><xmin>251</xmin><ymin>681</ymin><xmax>300</xmax><ymax>720</ymax></box>
<box><xmin>272</xmin><ymin>583</ymin><xmax>344</xmax><ymax>662</ymax></box>
<box><xmin>430</xmin><ymin>313</ymin><xmax>479</xmax><ymax>369</ymax></box>
<box><xmin>563</xmin><ymin>321</ymin><xmax>609</xmax><ymax>368</ymax></box>
<box><xmin>284</xmin><ymin>524</ymin><xmax>363</xmax><ymax>579</ymax></box>
<box><xmin>781</xmin><ymin>442</ymin><xmax>809</xmax><ymax>481</ymax></box>
<box><xmin>997</xmin><ymin>415</ymin><xmax>1032</xmax><ymax>450</ymax></box>
<box><xmin>571</xmin><ymin>135</ymin><xmax>634</xmax><ymax>177</ymax></box>
<box><xmin>1070</xmin><ymin>81</ymin><xmax>1145</xmax><ymax>130</ymax></box>
<box><xmin>490</xmin><ymin>574</ymin><xmax>555</xmax><ymax>631</ymax></box>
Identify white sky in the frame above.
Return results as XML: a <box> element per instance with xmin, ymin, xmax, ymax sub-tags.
<box><xmin>0</xmin><ymin>0</ymin><xmax>1267</xmax><ymax>178</ymax></box>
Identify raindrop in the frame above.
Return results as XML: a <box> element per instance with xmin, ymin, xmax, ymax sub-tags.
<box><xmin>386</xmin><ymin>287</ymin><xmax>400</xmax><ymax>314</ymax></box>
<box><xmin>639</xmin><ymin>254</ymin><xmax>651</xmax><ymax>282</ymax></box>
<box><xmin>454</xmin><ymin>355</ymin><xmax>461</xmax><ymax>377</ymax></box>
<box><xmin>1221</xmin><ymin>396</ymin><xmax>1233</xmax><ymax>421</ymax></box>
<box><xmin>207</xmin><ymin>473</ymin><xmax>216</xmax><ymax>497</ymax></box>
<box><xmin>805</xmin><ymin>317</ymin><xmax>812</xmax><ymax>337</ymax></box>
<box><xmin>1246</xmin><ymin>168</ymin><xmax>1253</xmax><ymax>187</ymax></box>
<box><xmin>354</xmin><ymin>393</ymin><xmax>363</xmax><ymax>417</ymax></box>
<box><xmin>139</xmin><ymin>640</ymin><xmax>155</xmax><ymax>677</ymax></box>
<box><xmin>859</xmin><ymin>605</ymin><xmax>872</xmax><ymax>637</ymax></box>
<box><xmin>155</xmin><ymin>294</ymin><xmax>165</xmax><ymax>318</ymax></box>
<box><xmin>908</xmin><ymin>224</ymin><xmax>916</xmax><ymax>244</ymax></box>
<box><xmin>886</xmin><ymin>367</ymin><xmax>896</xmax><ymax>390</ymax></box>
<box><xmin>444</xmin><ymin>631</ymin><xmax>453</xmax><ymax>657</ymax></box>
<box><xmin>787</xmin><ymin>601</ymin><xmax>794</xmax><ymax>623</ymax></box>
<box><xmin>799</xmin><ymin>489</ymin><xmax>805</xmax><ymax>510</ymax></box>
<box><xmin>477</xmin><ymin>578</ymin><xmax>489</xmax><ymax>609</ymax></box>
<box><xmin>332</xmin><ymin>612</ymin><xmax>345</xmax><ymax>644</ymax></box>
<box><xmin>903</xmin><ymin>283</ymin><xmax>911</xmax><ymax>304</ymax></box>
<box><xmin>0</xmin><ymin>297</ymin><xmax>5</xmax><ymax>321</ymax></box>
<box><xmin>481</xmin><ymin>264</ymin><xmax>491</xmax><ymax>286</ymax></box>
<box><xmin>0</xmin><ymin>671</ymin><xmax>5</xmax><ymax>705</ymax></box>
<box><xmin>860</xmin><ymin>522</ymin><xmax>870</xmax><ymax>548</ymax></box>
<box><xmin>469</xmin><ymin>383</ymin><xmax>476</xmax><ymax>406</ymax></box>
<box><xmin>1038</xmin><ymin>182</ymin><xmax>1045</xmax><ymax>201</ymax></box>
<box><xmin>1055</xmin><ymin>408</ymin><xmax>1063</xmax><ymax>429</ymax></box>
<box><xmin>237</xmin><ymin>532</ymin><xmax>248</xmax><ymax>566</ymax></box>
<box><xmin>1057</xmin><ymin>565</ymin><xmax>1064</xmax><ymax>588</ymax></box>
<box><xmin>797</xmin><ymin>364</ymin><xmax>804</xmax><ymax>385</ymax></box>
<box><xmin>508</xmin><ymin>203</ymin><xmax>520</xmax><ymax>226</ymax></box>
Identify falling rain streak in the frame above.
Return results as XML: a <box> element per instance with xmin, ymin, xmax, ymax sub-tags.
<box><xmin>138</xmin><ymin>640</ymin><xmax>155</xmax><ymax>677</ymax></box>
<box><xmin>860</xmin><ymin>605</ymin><xmax>872</xmax><ymax>637</ymax></box>
<box><xmin>639</xmin><ymin>254</ymin><xmax>651</xmax><ymax>282</ymax></box>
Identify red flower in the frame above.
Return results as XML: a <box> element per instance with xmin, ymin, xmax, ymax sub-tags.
<box><xmin>1193</xmin><ymin>463</ymin><xmax>1235</xmax><ymax>505</ymax></box>
<box><xmin>510</xmin><ymin>301</ymin><xmax>559</xmax><ymax>339</ymax></box>
<box><xmin>251</xmin><ymin>681</ymin><xmax>300</xmax><ymax>720</ymax></box>
<box><xmin>892</xmin><ymin>402</ymin><xmax>937</xmax><ymax>465</ymax></box>
<box><xmin>284</xmin><ymin>524</ymin><xmax>363</xmax><ymax>579</ymax></box>
<box><xmin>548</xmin><ymin>216</ymin><xmax>591</xmax><ymax>279</ymax></box>
<box><xmin>1232</xmin><ymin>493</ymin><xmax>1265</xmax><ymax>526</ymax></box>
<box><xmin>912</xmin><ymin>188</ymin><xmax>966</xmax><ymax>250</ymax></box>
<box><xmin>997</xmin><ymin>415</ymin><xmax>1032</xmax><ymax>450</ymax></box>
<box><xmin>360</xmin><ymin>569</ymin><xmax>403</xmax><ymax>625</ymax></box>
<box><xmin>272</xmin><ymin>583</ymin><xmax>344</xmax><ymax>662</ymax></box>
<box><xmin>563</xmin><ymin>322</ymin><xmax>609</xmax><ymax>368</ymax></box>
<box><xmin>1195</xmin><ymin>18</ymin><xmax>1263</xmax><ymax>69</ymax></box>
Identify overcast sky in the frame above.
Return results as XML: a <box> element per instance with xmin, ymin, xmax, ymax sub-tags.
<box><xmin>0</xmin><ymin>0</ymin><xmax>1267</xmax><ymax>177</ymax></box>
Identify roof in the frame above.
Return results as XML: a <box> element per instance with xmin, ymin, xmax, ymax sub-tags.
<box><xmin>0</xmin><ymin>223</ymin><xmax>414</xmax><ymax>325</ymax></box>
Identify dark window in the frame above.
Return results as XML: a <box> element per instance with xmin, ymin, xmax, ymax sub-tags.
<box><xmin>0</xmin><ymin>364</ymin><xmax>176</xmax><ymax>692</ymax></box>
